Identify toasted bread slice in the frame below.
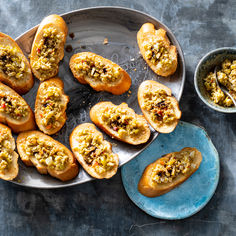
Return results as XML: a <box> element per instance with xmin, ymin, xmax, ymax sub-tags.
<box><xmin>137</xmin><ymin>23</ymin><xmax>177</xmax><ymax>77</ymax></box>
<box><xmin>70</xmin><ymin>123</ymin><xmax>119</xmax><ymax>179</ymax></box>
<box><xmin>69</xmin><ymin>52</ymin><xmax>131</xmax><ymax>95</ymax></box>
<box><xmin>138</xmin><ymin>147</ymin><xmax>202</xmax><ymax>197</ymax></box>
<box><xmin>17</xmin><ymin>130</ymin><xmax>79</xmax><ymax>181</ymax></box>
<box><xmin>30</xmin><ymin>14</ymin><xmax>68</xmax><ymax>81</ymax></box>
<box><xmin>0</xmin><ymin>32</ymin><xmax>34</xmax><ymax>94</ymax></box>
<box><xmin>35</xmin><ymin>77</ymin><xmax>69</xmax><ymax>135</ymax></box>
<box><xmin>90</xmin><ymin>102</ymin><xmax>150</xmax><ymax>145</ymax></box>
<box><xmin>0</xmin><ymin>124</ymin><xmax>18</xmax><ymax>180</ymax></box>
<box><xmin>138</xmin><ymin>80</ymin><xmax>181</xmax><ymax>133</ymax></box>
<box><xmin>0</xmin><ymin>82</ymin><xmax>35</xmax><ymax>133</ymax></box>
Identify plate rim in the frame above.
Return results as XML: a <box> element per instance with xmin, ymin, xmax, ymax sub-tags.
<box><xmin>121</xmin><ymin>121</ymin><xmax>220</xmax><ymax>220</ymax></box>
<box><xmin>10</xmin><ymin>6</ymin><xmax>186</xmax><ymax>189</ymax></box>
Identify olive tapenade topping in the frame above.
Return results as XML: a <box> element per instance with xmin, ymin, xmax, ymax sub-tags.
<box><xmin>101</xmin><ymin>107</ymin><xmax>140</xmax><ymax>137</ymax></box>
<box><xmin>31</xmin><ymin>27</ymin><xmax>63</xmax><ymax>78</ymax></box>
<box><xmin>73</xmin><ymin>54</ymin><xmax>121</xmax><ymax>83</ymax></box>
<box><xmin>25</xmin><ymin>135</ymin><xmax>69</xmax><ymax>171</ymax></box>
<box><xmin>74</xmin><ymin>129</ymin><xmax>116</xmax><ymax>174</ymax></box>
<box><xmin>0</xmin><ymin>45</ymin><xmax>28</xmax><ymax>79</ymax></box>
<box><xmin>143</xmin><ymin>39</ymin><xmax>173</xmax><ymax>70</ymax></box>
<box><xmin>151</xmin><ymin>150</ymin><xmax>196</xmax><ymax>184</ymax></box>
<box><xmin>0</xmin><ymin>130</ymin><xmax>13</xmax><ymax>172</ymax></box>
<box><xmin>204</xmin><ymin>59</ymin><xmax>236</xmax><ymax>107</ymax></box>
<box><xmin>0</xmin><ymin>92</ymin><xmax>28</xmax><ymax>120</ymax></box>
<box><xmin>39</xmin><ymin>85</ymin><xmax>65</xmax><ymax>129</ymax></box>
<box><xmin>143</xmin><ymin>89</ymin><xmax>176</xmax><ymax>124</ymax></box>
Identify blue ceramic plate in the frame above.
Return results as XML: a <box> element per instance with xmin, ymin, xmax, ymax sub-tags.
<box><xmin>121</xmin><ymin>121</ymin><xmax>220</xmax><ymax>220</ymax></box>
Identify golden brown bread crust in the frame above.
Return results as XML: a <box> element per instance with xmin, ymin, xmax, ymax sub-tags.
<box><xmin>16</xmin><ymin>130</ymin><xmax>79</xmax><ymax>181</ymax></box>
<box><xmin>70</xmin><ymin>123</ymin><xmax>119</xmax><ymax>179</ymax></box>
<box><xmin>30</xmin><ymin>14</ymin><xmax>68</xmax><ymax>81</ymax></box>
<box><xmin>90</xmin><ymin>102</ymin><xmax>150</xmax><ymax>145</ymax></box>
<box><xmin>138</xmin><ymin>80</ymin><xmax>181</xmax><ymax>133</ymax></box>
<box><xmin>137</xmin><ymin>23</ymin><xmax>177</xmax><ymax>77</ymax></box>
<box><xmin>69</xmin><ymin>52</ymin><xmax>131</xmax><ymax>95</ymax></box>
<box><xmin>0</xmin><ymin>82</ymin><xmax>36</xmax><ymax>133</ymax></box>
<box><xmin>35</xmin><ymin>77</ymin><xmax>69</xmax><ymax>135</ymax></box>
<box><xmin>138</xmin><ymin>147</ymin><xmax>202</xmax><ymax>197</ymax></box>
<box><xmin>0</xmin><ymin>32</ymin><xmax>34</xmax><ymax>94</ymax></box>
<box><xmin>0</xmin><ymin>124</ymin><xmax>19</xmax><ymax>180</ymax></box>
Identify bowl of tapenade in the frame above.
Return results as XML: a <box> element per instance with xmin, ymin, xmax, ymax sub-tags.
<box><xmin>194</xmin><ymin>47</ymin><xmax>236</xmax><ymax>113</ymax></box>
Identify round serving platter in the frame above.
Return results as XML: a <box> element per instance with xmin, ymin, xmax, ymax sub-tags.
<box><xmin>10</xmin><ymin>7</ymin><xmax>185</xmax><ymax>188</ymax></box>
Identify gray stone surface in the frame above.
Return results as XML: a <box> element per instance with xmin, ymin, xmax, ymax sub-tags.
<box><xmin>0</xmin><ymin>0</ymin><xmax>235</xmax><ymax>235</ymax></box>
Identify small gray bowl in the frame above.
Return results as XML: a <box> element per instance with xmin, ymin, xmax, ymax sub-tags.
<box><xmin>194</xmin><ymin>47</ymin><xmax>236</xmax><ymax>113</ymax></box>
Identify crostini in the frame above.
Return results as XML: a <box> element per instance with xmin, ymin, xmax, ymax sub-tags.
<box><xmin>90</xmin><ymin>102</ymin><xmax>150</xmax><ymax>145</ymax></box>
<box><xmin>138</xmin><ymin>80</ymin><xmax>181</xmax><ymax>133</ymax></box>
<box><xmin>0</xmin><ymin>32</ymin><xmax>34</xmax><ymax>94</ymax></box>
<box><xmin>69</xmin><ymin>52</ymin><xmax>131</xmax><ymax>95</ymax></box>
<box><xmin>0</xmin><ymin>82</ymin><xmax>35</xmax><ymax>133</ymax></box>
<box><xmin>70</xmin><ymin>123</ymin><xmax>119</xmax><ymax>179</ymax></box>
<box><xmin>0</xmin><ymin>124</ymin><xmax>18</xmax><ymax>180</ymax></box>
<box><xmin>137</xmin><ymin>23</ymin><xmax>177</xmax><ymax>77</ymax></box>
<box><xmin>17</xmin><ymin>130</ymin><xmax>79</xmax><ymax>181</ymax></box>
<box><xmin>35</xmin><ymin>77</ymin><xmax>69</xmax><ymax>135</ymax></box>
<box><xmin>30</xmin><ymin>14</ymin><xmax>68</xmax><ymax>81</ymax></box>
<box><xmin>138</xmin><ymin>147</ymin><xmax>202</xmax><ymax>197</ymax></box>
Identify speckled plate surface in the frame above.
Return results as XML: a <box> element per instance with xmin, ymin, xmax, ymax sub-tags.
<box><xmin>121</xmin><ymin>121</ymin><xmax>220</xmax><ymax>220</ymax></box>
<box><xmin>10</xmin><ymin>7</ymin><xmax>185</xmax><ymax>188</ymax></box>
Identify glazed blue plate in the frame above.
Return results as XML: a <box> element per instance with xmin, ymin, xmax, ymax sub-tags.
<box><xmin>121</xmin><ymin>121</ymin><xmax>220</xmax><ymax>220</ymax></box>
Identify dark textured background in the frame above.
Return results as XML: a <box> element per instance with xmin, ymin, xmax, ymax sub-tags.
<box><xmin>0</xmin><ymin>0</ymin><xmax>235</xmax><ymax>235</ymax></box>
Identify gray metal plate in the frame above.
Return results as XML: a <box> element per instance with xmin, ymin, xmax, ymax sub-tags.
<box><xmin>11</xmin><ymin>7</ymin><xmax>185</xmax><ymax>188</ymax></box>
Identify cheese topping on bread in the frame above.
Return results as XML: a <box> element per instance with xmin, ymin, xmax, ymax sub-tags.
<box><xmin>143</xmin><ymin>89</ymin><xmax>176</xmax><ymax>124</ymax></box>
<box><xmin>39</xmin><ymin>84</ymin><xmax>66</xmax><ymax>130</ymax></box>
<box><xmin>143</xmin><ymin>38</ymin><xmax>173</xmax><ymax>72</ymax></box>
<box><xmin>0</xmin><ymin>89</ymin><xmax>28</xmax><ymax>119</ymax></box>
<box><xmin>151</xmin><ymin>150</ymin><xmax>196</xmax><ymax>184</ymax></box>
<box><xmin>31</xmin><ymin>27</ymin><xmax>64</xmax><ymax>79</ymax></box>
<box><xmin>0</xmin><ymin>129</ymin><xmax>13</xmax><ymax>172</ymax></box>
<box><xmin>101</xmin><ymin>106</ymin><xmax>141</xmax><ymax>138</ymax></box>
<box><xmin>73</xmin><ymin>128</ymin><xmax>117</xmax><ymax>174</ymax></box>
<box><xmin>0</xmin><ymin>45</ymin><xmax>30</xmax><ymax>80</ymax></box>
<box><xmin>72</xmin><ymin>54</ymin><xmax>121</xmax><ymax>83</ymax></box>
<box><xmin>24</xmin><ymin>134</ymin><xmax>69</xmax><ymax>171</ymax></box>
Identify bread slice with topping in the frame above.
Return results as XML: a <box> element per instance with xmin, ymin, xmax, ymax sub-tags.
<box><xmin>0</xmin><ymin>82</ymin><xmax>36</xmax><ymax>133</ymax></box>
<box><xmin>0</xmin><ymin>32</ymin><xmax>34</xmax><ymax>94</ymax></box>
<box><xmin>138</xmin><ymin>80</ymin><xmax>181</xmax><ymax>133</ymax></box>
<box><xmin>0</xmin><ymin>124</ymin><xmax>18</xmax><ymax>180</ymax></box>
<box><xmin>137</xmin><ymin>23</ymin><xmax>177</xmax><ymax>77</ymax></box>
<box><xmin>90</xmin><ymin>102</ymin><xmax>150</xmax><ymax>145</ymax></box>
<box><xmin>17</xmin><ymin>130</ymin><xmax>79</xmax><ymax>181</ymax></box>
<box><xmin>69</xmin><ymin>52</ymin><xmax>131</xmax><ymax>95</ymax></box>
<box><xmin>30</xmin><ymin>14</ymin><xmax>68</xmax><ymax>81</ymax></box>
<box><xmin>35</xmin><ymin>77</ymin><xmax>69</xmax><ymax>135</ymax></box>
<box><xmin>70</xmin><ymin>123</ymin><xmax>119</xmax><ymax>179</ymax></box>
<box><xmin>138</xmin><ymin>147</ymin><xmax>202</xmax><ymax>197</ymax></box>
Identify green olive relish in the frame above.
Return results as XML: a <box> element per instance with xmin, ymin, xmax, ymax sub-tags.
<box><xmin>204</xmin><ymin>59</ymin><xmax>236</xmax><ymax>107</ymax></box>
<box><xmin>74</xmin><ymin>129</ymin><xmax>116</xmax><ymax>174</ymax></box>
<box><xmin>0</xmin><ymin>129</ymin><xmax>13</xmax><ymax>172</ymax></box>
<box><xmin>32</xmin><ymin>27</ymin><xmax>63</xmax><ymax>78</ymax></box>
<box><xmin>24</xmin><ymin>135</ymin><xmax>69</xmax><ymax>171</ymax></box>
<box><xmin>151</xmin><ymin>150</ymin><xmax>196</xmax><ymax>184</ymax></box>
<box><xmin>39</xmin><ymin>85</ymin><xmax>65</xmax><ymax>129</ymax></box>
<box><xmin>0</xmin><ymin>90</ymin><xmax>28</xmax><ymax>120</ymax></box>
<box><xmin>143</xmin><ymin>38</ymin><xmax>173</xmax><ymax>69</ymax></box>
<box><xmin>101</xmin><ymin>106</ymin><xmax>141</xmax><ymax>137</ymax></box>
<box><xmin>73</xmin><ymin>54</ymin><xmax>121</xmax><ymax>83</ymax></box>
<box><xmin>143</xmin><ymin>89</ymin><xmax>176</xmax><ymax>124</ymax></box>
<box><xmin>0</xmin><ymin>45</ymin><xmax>28</xmax><ymax>79</ymax></box>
